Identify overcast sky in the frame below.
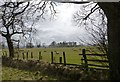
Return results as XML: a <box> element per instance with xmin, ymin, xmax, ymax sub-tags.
<box><xmin>0</xmin><ymin>3</ymin><xmax>89</xmax><ymax>46</ymax></box>
<box><xmin>0</xmin><ymin>1</ymin><xmax>89</xmax><ymax>46</ymax></box>
<box><xmin>31</xmin><ymin>3</ymin><xmax>88</xmax><ymax>45</ymax></box>
<box><xmin>0</xmin><ymin>1</ymin><xmax>97</xmax><ymax>46</ymax></box>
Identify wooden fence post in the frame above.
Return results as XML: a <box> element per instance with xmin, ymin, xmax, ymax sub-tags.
<box><xmin>17</xmin><ymin>53</ymin><xmax>19</xmax><ymax>60</ymax></box>
<box><xmin>82</xmin><ymin>49</ymin><xmax>88</xmax><ymax>71</ymax></box>
<box><xmin>51</xmin><ymin>52</ymin><xmax>54</xmax><ymax>64</ymax></box>
<box><xmin>31</xmin><ymin>52</ymin><xmax>33</xmax><ymax>59</ymax></box>
<box><xmin>22</xmin><ymin>53</ymin><xmax>25</xmax><ymax>59</ymax></box>
<box><xmin>59</xmin><ymin>57</ymin><xmax>62</xmax><ymax>64</ymax></box>
<box><xmin>63</xmin><ymin>52</ymin><xmax>66</xmax><ymax>66</ymax></box>
<box><xmin>39</xmin><ymin>51</ymin><xmax>42</xmax><ymax>60</ymax></box>
<box><xmin>26</xmin><ymin>52</ymin><xmax>28</xmax><ymax>60</ymax></box>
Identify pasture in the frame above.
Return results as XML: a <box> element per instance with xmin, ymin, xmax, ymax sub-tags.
<box><xmin>2</xmin><ymin>47</ymin><xmax>108</xmax><ymax>67</ymax></box>
<box><xmin>1</xmin><ymin>47</ymin><xmax>109</xmax><ymax>80</ymax></box>
<box><xmin>2</xmin><ymin>47</ymin><xmax>83</xmax><ymax>64</ymax></box>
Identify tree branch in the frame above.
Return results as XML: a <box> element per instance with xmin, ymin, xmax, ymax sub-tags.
<box><xmin>0</xmin><ymin>30</ymin><xmax>7</xmax><ymax>37</ymax></box>
<box><xmin>83</xmin><ymin>4</ymin><xmax>100</xmax><ymax>20</ymax></box>
<box><xmin>14</xmin><ymin>2</ymin><xmax>30</xmax><ymax>16</ymax></box>
<box><xmin>10</xmin><ymin>31</ymin><xmax>23</xmax><ymax>36</ymax></box>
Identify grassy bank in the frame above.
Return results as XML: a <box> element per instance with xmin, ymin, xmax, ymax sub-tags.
<box><xmin>2</xmin><ymin>66</ymin><xmax>56</xmax><ymax>80</ymax></box>
<box><xmin>2</xmin><ymin>56</ymin><xmax>109</xmax><ymax>80</ymax></box>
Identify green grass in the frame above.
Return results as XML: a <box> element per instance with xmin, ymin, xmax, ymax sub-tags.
<box><xmin>2</xmin><ymin>47</ymin><xmax>108</xmax><ymax>67</ymax></box>
<box><xmin>2</xmin><ymin>47</ymin><xmax>83</xmax><ymax>64</ymax></box>
<box><xmin>1</xmin><ymin>47</ymin><xmax>109</xmax><ymax>80</ymax></box>
<box><xmin>2</xmin><ymin>66</ymin><xmax>56</xmax><ymax>80</ymax></box>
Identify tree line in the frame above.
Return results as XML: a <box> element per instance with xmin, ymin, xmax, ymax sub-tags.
<box><xmin>49</xmin><ymin>41</ymin><xmax>80</xmax><ymax>47</ymax></box>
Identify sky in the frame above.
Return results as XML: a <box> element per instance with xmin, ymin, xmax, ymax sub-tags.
<box><xmin>0</xmin><ymin>1</ymin><xmax>88</xmax><ymax>46</ymax></box>
<box><xmin>31</xmin><ymin>3</ymin><xmax>88</xmax><ymax>45</ymax></box>
<box><xmin>0</xmin><ymin>1</ymin><xmax>97</xmax><ymax>46</ymax></box>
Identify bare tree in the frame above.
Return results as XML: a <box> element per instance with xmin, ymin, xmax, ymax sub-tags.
<box><xmin>73</xmin><ymin>4</ymin><xmax>108</xmax><ymax>54</ymax></box>
<box><xmin>60</xmin><ymin>0</ymin><xmax>120</xmax><ymax>80</ymax></box>
<box><xmin>1</xmin><ymin>0</ymin><xmax>120</xmax><ymax>80</ymax></box>
<box><xmin>0</xmin><ymin>1</ymin><xmax>30</xmax><ymax>57</ymax></box>
<box><xmin>0</xmin><ymin>0</ymin><xmax>56</xmax><ymax>57</ymax></box>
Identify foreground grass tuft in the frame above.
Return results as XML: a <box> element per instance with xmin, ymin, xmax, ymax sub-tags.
<box><xmin>2</xmin><ymin>66</ymin><xmax>56</xmax><ymax>80</ymax></box>
<box><xmin>2</xmin><ymin>56</ymin><xmax>109</xmax><ymax>80</ymax></box>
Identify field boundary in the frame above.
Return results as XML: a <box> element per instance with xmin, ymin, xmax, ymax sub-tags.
<box><xmin>2</xmin><ymin>48</ymin><xmax>109</xmax><ymax>71</ymax></box>
<box><xmin>79</xmin><ymin>49</ymin><xmax>109</xmax><ymax>70</ymax></box>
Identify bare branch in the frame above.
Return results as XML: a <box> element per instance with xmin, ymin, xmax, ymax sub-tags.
<box><xmin>83</xmin><ymin>4</ymin><xmax>100</xmax><ymax>20</ymax></box>
<box><xmin>73</xmin><ymin>3</ymin><xmax>108</xmax><ymax>54</ymax></box>
<box><xmin>10</xmin><ymin>31</ymin><xmax>23</xmax><ymax>36</ymax></box>
<box><xmin>14</xmin><ymin>2</ymin><xmax>30</xmax><ymax>16</ymax></box>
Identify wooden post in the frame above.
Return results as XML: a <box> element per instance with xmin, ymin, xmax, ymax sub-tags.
<box><xmin>17</xmin><ymin>54</ymin><xmax>19</xmax><ymax>60</ymax></box>
<box><xmin>59</xmin><ymin>57</ymin><xmax>62</xmax><ymax>64</ymax></box>
<box><xmin>51</xmin><ymin>52</ymin><xmax>54</xmax><ymax>64</ymax></box>
<box><xmin>82</xmin><ymin>49</ymin><xmax>88</xmax><ymax>71</ymax></box>
<box><xmin>26</xmin><ymin>52</ymin><xmax>28</xmax><ymax>60</ymax></box>
<box><xmin>39</xmin><ymin>51</ymin><xmax>42</xmax><ymax>60</ymax></box>
<box><xmin>5</xmin><ymin>51</ymin><xmax>7</xmax><ymax>56</ymax></box>
<box><xmin>22</xmin><ymin>53</ymin><xmax>24</xmax><ymax>59</ymax></box>
<box><xmin>63</xmin><ymin>52</ymin><xmax>66</xmax><ymax>66</ymax></box>
<box><xmin>31</xmin><ymin>52</ymin><xmax>33</xmax><ymax>59</ymax></box>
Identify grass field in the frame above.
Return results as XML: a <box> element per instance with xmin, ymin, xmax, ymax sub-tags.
<box><xmin>1</xmin><ymin>47</ymin><xmax>108</xmax><ymax>66</ymax></box>
<box><xmin>2</xmin><ymin>47</ymin><xmax>91</xmax><ymax>64</ymax></box>
<box><xmin>2</xmin><ymin>66</ymin><xmax>56</xmax><ymax>80</ymax></box>
<box><xmin>1</xmin><ymin>47</ymin><xmax>109</xmax><ymax>80</ymax></box>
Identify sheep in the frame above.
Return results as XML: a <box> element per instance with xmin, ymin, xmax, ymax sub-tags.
<box><xmin>54</xmin><ymin>51</ymin><xmax>59</xmax><ymax>55</ymax></box>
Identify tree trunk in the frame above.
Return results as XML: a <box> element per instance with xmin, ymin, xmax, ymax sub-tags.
<box><xmin>98</xmin><ymin>3</ymin><xmax>120</xmax><ymax>80</ymax></box>
<box><xmin>107</xmin><ymin>10</ymin><xmax>120</xmax><ymax>80</ymax></box>
<box><xmin>6</xmin><ymin>36</ymin><xmax>14</xmax><ymax>57</ymax></box>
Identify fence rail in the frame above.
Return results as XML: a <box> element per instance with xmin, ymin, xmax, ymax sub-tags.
<box><xmin>79</xmin><ymin>54</ymin><xmax>107</xmax><ymax>56</ymax></box>
<box><xmin>80</xmin><ymin>49</ymin><xmax>109</xmax><ymax>70</ymax></box>
<box><xmin>81</xmin><ymin>59</ymin><xmax>109</xmax><ymax>63</ymax></box>
<box><xmin>2</xmin><ymin>48</ymin><xmax>109</xmax><ymax>70</ymax></box>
